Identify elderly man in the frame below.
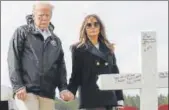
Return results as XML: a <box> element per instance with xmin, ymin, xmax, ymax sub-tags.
<box><xmin>7</xmin><ymin>2</ymin><xmax>74</xmax><ymax>110</ymax></box>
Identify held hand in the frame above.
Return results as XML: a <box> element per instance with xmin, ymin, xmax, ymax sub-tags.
<box><xmin>16</xmin><ymin>88</ymin><xmax>27</xmax><ymax>101</ymax></box>
<box><xmin>67</xmin><ymin>91</ymin><xmax>74</xmax><ymax>101</ymax></box>
<box><xmin>60</xmin><ymin>90</ymin><xmax>74</xmax><ymax>101</ymax></box>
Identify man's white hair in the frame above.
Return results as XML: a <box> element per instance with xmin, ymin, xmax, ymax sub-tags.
<box><xmin>33</xmin><ymin>2</ymin><xmax>54</xmax><ymax>14</ymax></box>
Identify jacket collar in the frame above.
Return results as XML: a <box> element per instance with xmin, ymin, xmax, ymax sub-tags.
<box><xmin>85</xmin><ymin>39</ymin><xmax>111</xmax><ymax>62</ymax></box>
<box><xmin>26</xmin><ymin>14</ymin><xmax>54</xmax><ymax>35</ymax></box>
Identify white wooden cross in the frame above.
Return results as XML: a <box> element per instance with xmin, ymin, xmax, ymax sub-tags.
<box><xmin>98</xmin><ymin>31</ymin><xmax>168</xmax><ymax>110</ymax></box>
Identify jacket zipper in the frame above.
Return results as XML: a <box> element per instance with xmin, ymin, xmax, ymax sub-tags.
<box><xmin>42</xmin><ymin>37</ymin><xmax>51</xmax><ymax>73</ymax></box>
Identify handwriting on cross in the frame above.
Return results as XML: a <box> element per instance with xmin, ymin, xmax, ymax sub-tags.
<box><xmin>159</xmin><ymin>71</ymin><xmax>168</xmax><ymax>79</ymax></box>
<box><xmin>142</xmin><ymin>32</ymin><xmax>156</xmax><ymax>52</ymax></box>
<box><xmin>113</xmin><ymin>74</ymin><xmax>141</xmax><ymax>84</ymax></box>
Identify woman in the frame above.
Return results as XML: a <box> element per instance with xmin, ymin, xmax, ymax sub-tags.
<box><xmin>68</xmin><ymin>14</ymin><xmax>124</xmax><ymax>110</ymax></box>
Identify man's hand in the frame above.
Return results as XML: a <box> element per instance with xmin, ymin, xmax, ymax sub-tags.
<box><xmin>16</xmin><ymin>87</ymin><xmax>27</xmax><ymax>101</ymax></box>
<box><xmin>60</xmin><ymin>90</ymin><xmax>74</xmax><ymax>101</ymax></box>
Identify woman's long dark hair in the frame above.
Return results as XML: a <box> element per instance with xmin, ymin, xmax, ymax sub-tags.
<box><xmin>72</xmin><ymin>14</ymin><xmax>114</xmax><ymax>53</ymax></box>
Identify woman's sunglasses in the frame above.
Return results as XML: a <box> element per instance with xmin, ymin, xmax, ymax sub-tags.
<box><xmin>86</xmin><ymin>22</ymin><xmax>100</xmax><ymax>29</ymax></box>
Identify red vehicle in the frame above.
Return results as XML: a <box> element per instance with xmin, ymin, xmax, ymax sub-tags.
<box><xmin>119</xmin><ymin>106</ymin><xmax>138</xmax><ymax>110</ymax></box>
<box><xmin>159</xmin><ymin>104</ymin><xmax>168</xmax><ymax>110</ymax></box>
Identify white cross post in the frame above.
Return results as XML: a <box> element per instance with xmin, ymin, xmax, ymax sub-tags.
<box><xmin>98</xmin><ymin>31</ymin><xmax>168</xmax><ymax>110</ymax></box>
<box><xmin>0</xmin><ymin>85</ymin><xmax>13</xmax><ymax>101</ymax></box>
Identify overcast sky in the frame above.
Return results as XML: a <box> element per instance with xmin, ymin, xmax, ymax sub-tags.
<box><xmin>1</xmin><ymin>1</ymin><xmax>168</xmax><ymax>95</ymax></box>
